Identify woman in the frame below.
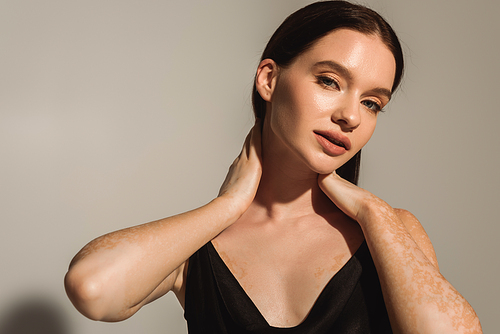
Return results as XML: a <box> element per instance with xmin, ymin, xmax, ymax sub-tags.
<box><xmin>65</xmin><ymin>1</ymin><xmax>481</xmax><ymax>332</ymax></box>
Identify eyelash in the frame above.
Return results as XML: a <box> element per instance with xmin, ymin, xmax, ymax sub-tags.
<box><xmin>362</xmin><ymin>100</ymin><xmax>383</xmax><ymax>113</ymax></box>
<box><xmin>317</xmin><ymin>76</ymin><xmax>339</xmax><ymax>90</ymax></box>
<box><xmin>316</xmin><ymin>75</ymin><xmax>384</xmax><ymax>113</ymax></box>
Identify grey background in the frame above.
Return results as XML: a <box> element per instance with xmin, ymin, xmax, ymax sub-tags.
<box><xmin>1</xmin><ymin>0</ymin><xmax>498</xmax><ymax>333</ymax></box>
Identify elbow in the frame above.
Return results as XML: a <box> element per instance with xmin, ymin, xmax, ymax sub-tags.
<box><xmin>64</xmin><ymin>268</ymin><xmax>108</xmax><ymax>321</ymax></box>
<box><xmin>417</xmin><ymin>304</ymin><xmax>483</xmax><ymax>334</ymax></box>
<box><xmin>64</xmin><ymin>265</ymin><xmax>134</xmax><ymax>322</ymax></box>
<box><xmin>64</xmin><ymin>265</ymin><xmax>137</xmax><ymax>322</ymax></box>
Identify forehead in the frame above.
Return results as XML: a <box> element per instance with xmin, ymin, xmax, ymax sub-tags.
<box><xmin>291</xmin><ymin>29</ymin><xmax>396</xmax><ymax>90</ymax></box>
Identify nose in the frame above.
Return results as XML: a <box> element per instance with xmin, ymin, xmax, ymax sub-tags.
<box><xmin>331</xmin><ymin>95</ymin><xmax>361</xmax><ymax>131</ymax></box>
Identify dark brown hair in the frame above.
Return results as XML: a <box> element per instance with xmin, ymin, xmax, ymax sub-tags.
<box><xmin>252</xmin><ymin>0</ymin><xmax>404</xmax><ymax>185</ymax></box>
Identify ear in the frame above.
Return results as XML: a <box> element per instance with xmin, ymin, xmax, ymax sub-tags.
<box><xmin>255</xmin><ymin>59</ymin><xmax>279</xmax><ymax>102</ymax></box>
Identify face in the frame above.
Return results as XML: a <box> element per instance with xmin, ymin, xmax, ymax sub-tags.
<box><xmin>257</xmin><ymin>29</ymin><xmax>396</xmax><ymax>175</ymax></box>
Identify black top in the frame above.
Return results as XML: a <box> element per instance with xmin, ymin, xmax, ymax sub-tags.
<box><xmin>184</xmin><ymin>240</ymin><xmax>392</xmax><ymax>333</ymax></box>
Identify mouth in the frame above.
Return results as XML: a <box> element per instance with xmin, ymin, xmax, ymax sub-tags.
<box><xmin>325</xmin><ymin>136</ymin><xmax>346</xmax><ymax>148</ymax></box>
<box><xmin>314</xmin><ymin>130</ymin><xmax>351</xmax><ymax>151</ymax></box>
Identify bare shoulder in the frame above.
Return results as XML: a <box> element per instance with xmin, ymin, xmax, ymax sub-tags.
<box><xmin>394</xmin><ymin>208</ymin><xmax>439</xmax><ymax>269</ymax></box>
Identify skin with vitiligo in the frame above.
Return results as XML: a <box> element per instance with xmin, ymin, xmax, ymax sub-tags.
<box><xmin>64</xmin><ymin>29</ymin><xmax>482</xmax><ymax>333</ymax></box>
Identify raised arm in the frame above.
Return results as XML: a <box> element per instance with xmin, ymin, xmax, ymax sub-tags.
<box><xmin>318</xmin><ymin>172</ymin><xmax>482</xmax><ymax>334</ymax></box>
<box><xmin>64</xmin><ymin>121</ymin><xmax>262</xmax><ymax>322</ymax></box>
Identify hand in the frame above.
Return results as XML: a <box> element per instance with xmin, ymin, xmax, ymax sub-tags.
<box><xmin>318</xmin><ymin>171</ymin><xmax>383</xmax><ymax>223</ymax></box>
<box><xmin>218</xmin><ymin>120</ymin><xmax>262</xmax><ymax>215</ymax></box>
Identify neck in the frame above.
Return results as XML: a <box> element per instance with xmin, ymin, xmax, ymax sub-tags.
<box><xmin>251</xmin><ymin>121</ymin><xmax>338</xmax><ymax>221</ymax></box>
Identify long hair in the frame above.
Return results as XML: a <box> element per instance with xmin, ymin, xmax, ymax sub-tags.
<box><xmin>252</xmin><ymin>0</ymin><xmax>404</xmax><ymax>185</ymax></box>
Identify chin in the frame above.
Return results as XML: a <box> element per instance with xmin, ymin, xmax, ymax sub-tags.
<box><xmin>305</xmin><ymin>154</ymin><xmax>354</xmax><ymax>175</ymax></box>
<box><xmin>307</xmin><ymin>160</ymin><xmax>344</xmax><ymax>176</ymax></box>
<box><xmin>313</xmin><ymin>167</ymin><xmax>336</xmax><ymax>175</ymax></box>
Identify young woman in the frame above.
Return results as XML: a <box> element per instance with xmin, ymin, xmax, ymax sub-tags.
<box><xmin>65</xmin><ymin>1</ymin><xmax>482</xmax><ymax>333</ymax></box>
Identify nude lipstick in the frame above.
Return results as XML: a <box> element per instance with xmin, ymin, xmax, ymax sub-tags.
<box><xmin>313</xmin><ymin>130</ymin><xmax>351</xmax><ymax>156</ymax></box>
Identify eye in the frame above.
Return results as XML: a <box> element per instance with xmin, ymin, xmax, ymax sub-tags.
<box><xmin>316</xmin><ymin>76</ymin><xmax>339</xmax><ymax>90</ymax></box>
<box><xmin>361</xmin><ymin>100</ymin><xmax>383</xmax><ymax>113</ymax></box>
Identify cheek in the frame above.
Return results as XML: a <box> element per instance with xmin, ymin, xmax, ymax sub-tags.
<box><xmin>269</xmin><ymin>84</ymin><xmax>303</xmax><ymax>139</ymax></box>
<box><xmin>356</xmin><ymin>118</ymin><xmax>378</xmax><ymax>148</ymax></box>
<box><xmin>270</xmin><ymin>85</ymin><xmax>326</xmax><ymax>133</ymax></box>
<box><xmin>268</xmin><ymin>103</ymin><xmax>299</xmax><ymax>148</ymax></box>
<box><xmin>312</xmin><ymin>91</ymin><xmax>336</xmax><ymax>115</ymax></box>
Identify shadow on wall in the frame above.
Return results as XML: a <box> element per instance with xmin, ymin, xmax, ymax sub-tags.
<box><xmin>0</xmin><ymin>297</ymin><xmax>70</xmax><ymax>334</ymax></box>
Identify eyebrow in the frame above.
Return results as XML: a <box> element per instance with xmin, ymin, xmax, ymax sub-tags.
<box><xmin>312</xmin><ymin>60</ymin><xmax>392</xmax><ymax>101</ymax></box>
<box><xmin>313</xmin><ymin>60</ymin><xmax>354</xmax><ymax>81</ymax></box>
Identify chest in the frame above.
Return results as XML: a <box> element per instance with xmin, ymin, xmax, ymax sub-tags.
<box><xmin>211</xmin><ymin>219</ymin><xmax>364</xmax><ymax>327</ymax></box>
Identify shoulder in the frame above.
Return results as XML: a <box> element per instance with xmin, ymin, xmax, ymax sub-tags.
<box><xmin>394</xmin><ymin>208</ymin><xmax>439</xmax><ymax>269</ymax></box>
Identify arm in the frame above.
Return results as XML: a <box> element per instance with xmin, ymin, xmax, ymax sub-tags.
<box><xmin>318</xmin><ymin>172</ymin><xmax>482</xmax><ymax>334</ymax></box>
<box><xmin>65</xmin><ymin>121</ymin><xmax>262</xmax><ymax>322</ymax></box>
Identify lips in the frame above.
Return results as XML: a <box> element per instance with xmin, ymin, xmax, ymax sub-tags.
<box><xmin>314</xmin><ymin>130</ymin><xmax>351</xmax><ymax>151</ymax></box>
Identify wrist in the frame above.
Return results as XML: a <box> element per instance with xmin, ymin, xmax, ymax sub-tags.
<box><xmin>356</xmin><ymin>197</ymin><xmax>395</xmax><ymax>230</ymax></box>
<box><xmin>356</xmin><ymin>200</ymin><xmax>420</xmax><ymax>261</ymax></box>
<box><xmin>211</xmin><ymin>195</ymin><xmax>248</xmax><ymax>223</ymax></box>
